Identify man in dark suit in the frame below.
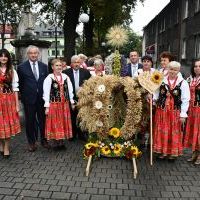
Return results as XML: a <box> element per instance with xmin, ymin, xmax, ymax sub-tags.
<box><xmin>63</xmin><ymin>55</ymin><xmax>91</xmax><ymax>140</ymax></box>
<box><xmin>17</xmin><ymin>45</ymin><xmax>49</xmax><ymax>152</ymax></box>
<box><xmin>120</xmin><ymin>51</ymin><xmax>143</xmax><ymax>77</ymax></box>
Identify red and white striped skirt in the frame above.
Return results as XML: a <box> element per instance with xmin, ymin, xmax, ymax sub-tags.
<box><xmin>153</xmin><ymin>107</ymin><xmax>183</xmax><ymax>156</ymax></box>
<box><xmin>0</xmin><ymin>93</ymin><xmax>21</xmax><ymax>138</ymax></box>
<box><xmin>45</xmin><ymin>101</ymin><xmax>73</xmax><ymax>140</ymax></box>
<box><xmin>184</xmin><ymin>106</ymin><xmax>200</xmax><ymax>151</ymax></box>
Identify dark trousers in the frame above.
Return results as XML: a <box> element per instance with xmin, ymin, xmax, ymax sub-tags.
<box><xmin>24</xmin><ymin>101</ymin><xmax>46</xmax><ymax>145</ymax></box>
<box><xmin>71</xmin><ymin>107</ymin><xmax>87</xmax><ymax>140</ymax></box>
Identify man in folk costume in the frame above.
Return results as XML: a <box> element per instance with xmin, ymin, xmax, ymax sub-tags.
<box><xmin>63</xmin><ymin>55</ymin><xmax>91</xmax><ymax>140</ymax></box>
<box><xmin>153</xmin><ymin>61</ymin><xmax>190</xmax><ymax>160</ymax></box>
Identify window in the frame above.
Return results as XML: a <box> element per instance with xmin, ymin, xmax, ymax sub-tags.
<box><xmin>195</xmin><ymin>34</ymin><xmax>200</xmax><ymax>58</ymax></box>
<box><xmin>175</xmin><ymin>8</ymin><xmax>179</xmax><ymax>24</ymax></box>
<box><xmin>195</xmin><ymin>0</ymin><xmax>200</xmax><ymax>13</ymax></box>
<box><xmin>183</xmin><ymin>0</ymin><xmax>188</xmax><ymax>19</ymax></box>
<box><xmin>52</xmin><ymin>50</ymin><xmax>55</xmax><ymax>56</ymax></box>
<box><xmin>181</xmin><ymin>39</ymin><xmax>186</xmax><ymax>59</ymax></box>
<box><xmin>159</xmin><ymin>18</ymin><xmax>165</xmax><ymax>32</ymax></box>
<box><xmin>62</xmin><ymin>50</ymin><xmax>64</xmax><ymax>56</ymax></box>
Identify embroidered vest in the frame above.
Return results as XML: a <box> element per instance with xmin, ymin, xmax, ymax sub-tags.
<box><xmin>50</xmin><ymin>78</ymin><xmax>69</xmax><ymax>102</ymax></box>
<box><xmin>157</xmin><ymin>81</ymin><xmax>182</xmax><ymax>110</ymax></box>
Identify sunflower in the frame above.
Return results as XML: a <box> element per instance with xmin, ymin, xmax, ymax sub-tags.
<box><xmin>101</xmin><ymin>145</ymin><xmax>111</xmax><ymax>155</ymax></box>
<box><xmin>131</xmin><ymin>146</ymin><xmax>139</xmax><ymax>156</ymax></box>
<box><xmin>113</xmin><ymin>144</ymin><xmax>122</xmax><ymax>156</ymax></box>
<box><xmin>84</xmin><ymin>146</ymin><xmax>96</xmax><ymax>158</ymax></box>
<box><xmin>106</xmin><ymin>25</ymin><xmax>128</xmax><ymax>48</ymax></box>
<box><xmin>109</xmin><ymin>128</ymin><xmax>121</xmax><ymax>138</ymax></box>
<box><xmin>85</xmin><ymin>142</ymin><xmax>99</xmax><ymax>150</ymax></box>
<box><xmin>150</xmin><ymin>71</ymin><xmax>163</xmax><ymax>85</ymax></box>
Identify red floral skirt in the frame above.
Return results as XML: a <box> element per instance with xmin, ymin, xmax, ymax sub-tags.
<box><xmin>184</xmin><ymin>106</ymin><xmax>200</xmax><ymax>151</ymax></box>
<box><xmin>153</xmin><ymin>107</ymin><xmax>183</xmax><ymax>156</ymax></box>
<box><xmin>45</xmin><ymin>101</ymin><xmax>73</xmax><ymax>140</ymax></box>
<box><xmin>0</xmin><ymin>93</ymin><xmax>21</xmax><ymax>139</ymax></box>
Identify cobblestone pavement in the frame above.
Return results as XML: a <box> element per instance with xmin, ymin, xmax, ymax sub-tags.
<box><xmin>0</xmin><ymin>130</ymin><xmax>200</xmax><ymax>200</ymax></box>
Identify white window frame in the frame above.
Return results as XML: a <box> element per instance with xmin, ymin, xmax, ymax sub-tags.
<box><xmin>195</xmin><ymin>34</ymin><xmax>200</xmax><ymax>58</ymax></box>
<box><xmin>181</xmin><ymin>39</ymin><xmax>186</xmax><ymax>59</ymax></box>
<box><xmin>183</xmin><ymin>0</ymin><xmax>188</xmax><ymax>19</ymax></box>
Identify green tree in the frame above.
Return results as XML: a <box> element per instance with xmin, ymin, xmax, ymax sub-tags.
<box><xmin>120</xmin><ymin>30</ymin><xmax>142</xmax><ymax>57</ymax></box>
<box><xmin>0</xmin><ymin>0</ymin><xmax>26</xmax><ymax>49</ymax></box>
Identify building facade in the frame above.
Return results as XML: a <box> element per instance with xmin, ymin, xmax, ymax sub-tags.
<box><xmin>143</xmin><ymin>0</ymin><xmax>200</xmax><ymax>74</ymax></box>
<box><xmin>34</xmin><ymin>24</ymin><xmax>65</xmax><ymax>59</ymax></box>
<box><xmin>0</xmin><ymin>24</ymin><xmax>15</xmax><ymax>53</ymax></box>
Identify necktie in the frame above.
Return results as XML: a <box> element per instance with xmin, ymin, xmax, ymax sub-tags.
<box><xmin>74</xmin><ymin>70</ymin><xmax>79</xmax><ymax>93</ymax></box>
<box><xmin>32</xmin><ymin>62</ymin><xmax>38</xmax><ymax>80</ymax></box>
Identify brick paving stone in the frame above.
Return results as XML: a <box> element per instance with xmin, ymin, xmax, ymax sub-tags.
<box><xmin>20</xmin><ymin>190</ymin><xmax>40</xmax><ymax>198</ymax></box>
<box><xmin>3</xmin><ymin>196</ymin><xmax>17</xmax><ymax>200</ymax></box>
<box><xmin>90</xmin><ymin>194</ymin><xmax>110</xmax><ymax>200</ymax></box>
<box><xmin>51</xmin><ymin>192</ymin><xmax>71</xmax><ymax>199</ymax></box>
<box><xmin>38</xmin><ymin>191</ymin><xmax>52</xmax><ymax>199</ymax></box>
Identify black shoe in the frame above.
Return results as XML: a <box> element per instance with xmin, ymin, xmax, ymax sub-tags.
<box><xmin>4</xmin><ymin>154</ymin><xmax>10</xmax><ymax>159</ymax></box>
<box><xmin>58</xmin><ymin>145</ymin><xmax>66</xmax><ymax>150</ymax></box>
<box><xmin>0</xmin><ymin>151</ymin><xmax>3</xmax><ymax>156</ymax></box>
<box><xmin>41</xmin><ymin>142</ymin><xmax>51</xmax><ymax>149</ymax></box>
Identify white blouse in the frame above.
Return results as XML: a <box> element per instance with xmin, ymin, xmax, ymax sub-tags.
<box><xmin>153</xmin><ymin>75</ymin><xmax>190</xmax><ymax>118</ymax></box>
<box><xmin>12</xmin><ymin>69</ymin><xmax>19</xmax><ymax>92</ymax></box>
<box><xmin>43</xmin><ymin>73</ymin><xmax>74</xmax><ymax>107</ymax></box>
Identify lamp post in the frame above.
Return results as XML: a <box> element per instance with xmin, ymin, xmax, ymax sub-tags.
<box><xmin>79</xmin><ymin>13</ymin><xmax>89</xmax><ymax>53</ymax></box>
<box><xmin>53</xmin><ymin>0</ymin><xmax>61</xmax><ymax>58</ymax></box>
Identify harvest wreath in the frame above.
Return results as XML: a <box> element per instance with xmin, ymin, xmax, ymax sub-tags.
<box><xmin>77</xmin><ymin>75</ymin><xmax>143</xmax><ymax>140</ymax></box>
<box><xmin>77</xmin><ymin>75</ymin><xmax>144</xmax><ymax>178</ymax></box>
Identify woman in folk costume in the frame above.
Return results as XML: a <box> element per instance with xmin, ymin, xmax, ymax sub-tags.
<box><xmin>153</xmin><ymin>61</ymin><xmax>190</xmax><ymax>160</ymax></box>
<box><xmin>43</xmin><ymin>59</ymin><xmax>75</xmax><ymax>150</ymax></box>
<box><xmin>184</xmin><ymin>59</ymin><xmax>200</xmax><ymax>165</ymax></box>
<box><xmin>0</xmin><ymin>49</ymin><xmax>21</xmax><ymax>158</ymax></box>
<box><xmin>159</xmin><ymin>51</ymin><xmax>174</xmax><ymax>77</ymax></box>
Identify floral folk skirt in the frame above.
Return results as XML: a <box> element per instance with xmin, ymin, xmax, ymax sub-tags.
<box><xmin>153</xmin><ymin>107</ymin><xmax>183</xmax><ymax>156</ymax></box>
<box><xmin>0</xmin><ymin>93</ymin><xmax>21</xmax><ymax>139</ymax></box>
<box><xmin>184</xmin><ymin>106</ymin><xmax>200</xmax><ymax>151</ymax></box>
<box><xmin>45</xmin><ymin>102</ymin><xmax>73</xmax><ymax>140</ymax></box>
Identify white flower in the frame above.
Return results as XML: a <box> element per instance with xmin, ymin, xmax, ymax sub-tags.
<box><xmin>95</xmin><ymin>101</ymin><xmax>103</xmax><ymax>109</ymax></box>
<box><xmin>111</xmin><ymin>146</ymin><xmax>114</xmax><ymax>149</ymax></box>
<box><xmin>98</xmin><ymin>84</ymin><xmax>106</xmax><ymax>93</ymax></box>
<box><xmin>108</xmin><ymin>105</ymin><xmax>113</xmax><ymax>110</ymax></box>
<box><xmin>96</xmin><ymin>120</ymin><xmax>103</xmax><ymax>127</ymax></box>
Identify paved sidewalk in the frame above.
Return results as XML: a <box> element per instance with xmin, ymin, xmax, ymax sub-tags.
<box><xmin>0</xmin><ymin>131</ymin><xmax>200</xmax><ymax>200</ymax></box>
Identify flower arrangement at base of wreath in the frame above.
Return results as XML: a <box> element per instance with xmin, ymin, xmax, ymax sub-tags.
<box><xmin>83</xmin><ymin>128</ymin><xmax>142</xmax><ymax>159</ymax></box>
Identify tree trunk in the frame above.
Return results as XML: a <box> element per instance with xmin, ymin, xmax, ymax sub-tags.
<box><xmin>63</xmin><ymin>0</ymin><xmax>82</xmax><ymax>64</ymax></box>
<box><xmin>1</xmin><ymin>23</ymin><xmax>6</xmax><ymax>49</ymax></box>
<box><xmin>85</xmin><ymin>11</ymin><xmax>94</xmax><ymax>56</ymax></box>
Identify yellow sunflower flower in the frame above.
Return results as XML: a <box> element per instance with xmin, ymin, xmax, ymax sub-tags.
<box><xmin>150</xmin><ymin>71</ymin><xmax>163</xmax><ymax>85</ymax></box>
<box><xmin>131</xmin><ymin>146</ymin><xmax>139</xmax><ymax>156</ymax></box>
<box><xmin>101</xmin><ymin>145</ymin><xmax>111</xmax><ymax>155</ymax></box>
<box><xmin>113</xmin><ymin>144</ymin><xmax>122</xmax><ymax>156</ymax></box>
<box><xmin>85</xmin><ymin>142</ymin><xmax>99</xmax><ymax>150</ymax></box>
<box><xmin>109</xmin><ymin>128</ymin><xmax>121</xmax><ymax>138</ymax></box>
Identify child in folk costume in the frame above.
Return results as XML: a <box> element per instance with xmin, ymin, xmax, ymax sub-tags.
<box><xmin>43</xmin><ymin>59</ymin><xmax>75</xmax><ymax>149</ymax></box>
<box><xmin>0</xmin><ymin>49</ymin><xmax>21</xmax><ymax>158</ymax></box>
<box><xmin>153</xmin><ymin>61</ymin><xmax>190</xmax><ymax>160</ymax></box>
<box><xmin>184</xmin><ymin>59</ymin><xmax>200</xmax><ymax>165</ymax></box>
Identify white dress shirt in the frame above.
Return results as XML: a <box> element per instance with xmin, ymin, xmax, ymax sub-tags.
<box><xmin>29</xmin><ymin>60</ymin><xmax>39</xmax><ymax>79</ymax></box>
<box><xmin>73</xmin><ymin>69</ymin><xmax>80</xmax><ymax>93</ymax></box>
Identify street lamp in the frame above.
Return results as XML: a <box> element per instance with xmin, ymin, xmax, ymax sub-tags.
<box><xmin>53</xmin><ymin>0</ymin><xmax>61</xmax><ymax>58</ymax></box>
<box><xmin>79</xmin><ymin>13</ymin><xmax>89</xmax><ymax>53</ymax></box>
